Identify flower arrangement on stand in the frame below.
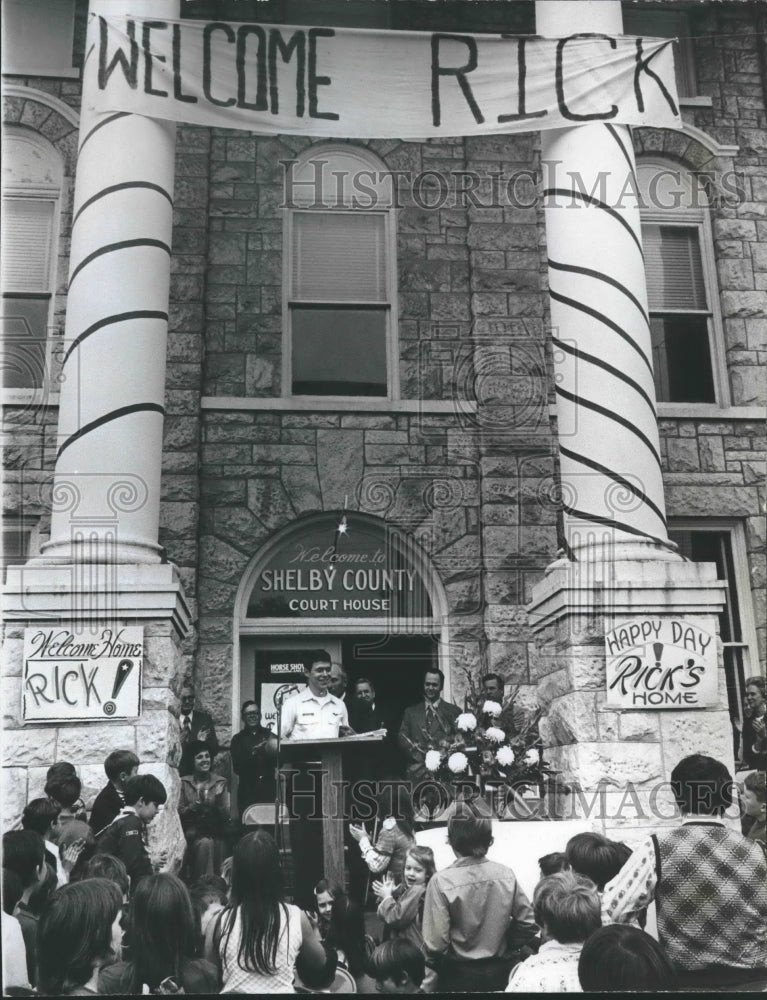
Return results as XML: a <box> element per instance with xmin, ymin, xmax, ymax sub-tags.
<box><xmin>412</xmin><ymin>668</ymin><xmax>555</xmax><ymax>817</ymax></box>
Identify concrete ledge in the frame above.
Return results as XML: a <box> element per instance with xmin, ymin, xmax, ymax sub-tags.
<box><xmin>3</xmin><ymin>562</ymin><xmax>192</xmax><ymax>638</ymax></box>
<box><xmin>527</xmin><ymin>559</ymin><xmax>728</xmax><ymax>635</ymax></box>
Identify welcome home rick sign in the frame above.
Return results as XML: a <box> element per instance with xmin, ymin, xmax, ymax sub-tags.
<box><xmin>23</xmin><ymin>627</ymin><xmax>143</xmax><ymax>723</ymax></box>
<box><xmin>605</xmin><ymin>618</ymin><xmax>718</xmax><ymax>710</ymax></box>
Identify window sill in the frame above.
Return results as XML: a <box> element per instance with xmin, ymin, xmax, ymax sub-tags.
<box><xmin>656</xmin><ymin>403</ymin><xmax>766</xmax><ymax>421</ymax></box>
<box><xmin>679</xmin><ymin>96</ymin><xmax>713</xmax><ymax>108</ymax></box>
<box><xmin>201</xmin><ymin>396</ymin><xmax>475</xmax><ymax>414</ymax></box>
<box><xmin>1</xmin><ymin>388</ymin><xmax>60</xmax><ymax>406</ymax></box>
<box><xmin>2</xmin><ymin>68</ymin><xmax>80</xmax><ymax>79</ymax></box>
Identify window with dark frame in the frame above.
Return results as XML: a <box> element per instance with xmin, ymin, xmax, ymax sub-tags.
<box><xmin>285</xmin><ymin>147</ymin><xmax>395</xmax><ymax>399</ymax></box>
<box><xmin>667</xmin><ymin>526</ymin><xmax>755</xmax><ymax>762</ymax></box>
<box><xmin>1</xmin><ymin>519</ymin><xmax>37</xmax><ymax>583</ymax></box>
<box><xmin>638</xmin><ymin>159</ymin><xmax>724</xmax><ymax>406</ymax></box>
<box><xmin>644</xmin><ymin>223</ymin><xmax>716</xmax><ymax>403</ymax></box>
<box><xmin>290</xmin><ymin>210</ymin><xmax>389</xmax><ymax>396</ymax></box>
<box><xmin>1</xmin><ymin>197</ymin><xmax>56</xmax><ymax>391</ymax></box>
<box><xmin>622</xmin><ymin>5</ymin><xmax>698</xmax><ymax>100</ymax></box>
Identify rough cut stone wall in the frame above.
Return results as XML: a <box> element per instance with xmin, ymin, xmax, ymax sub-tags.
<box><xmin>196</xmin><ymin>407</ymin><xmax>503</xmax><ymax>738</ymax></box>
<box><xmin>2</xmin><ymin>85</ymin><xmax>80</xmax><ymax>550</ymax></box>
<box><xmin>660</xmin><ymin>417</ymin><xmax>766</xmax><ymax>662</ymax></box>
<box><xmin>2</xmin><ymin>617</ymin><xmax>187</xmax><ymax>865</ymax></box>
<box><xmin>464</xmin><ymin>132</ymin><xmax>557</xmax><ymax>714</ymax></box>
<box><xmin>2</xmin><ymin>1</ymin><xmax>765</xmax><ymax>811</ymax></box>
<box><xmin>159</xmin><ymin>124</ymin><xmax>212</xmax><ymax>683</ymax></box>
<box><xmin>633</xmin><ymin>2</ymin><xmax>767</xmax><ymax>667</ymax></box>
<box><xmin>196</xmin><ymin>129</ymin><xmax>559</xmax><ymax>737</ymax></box>
<box><xmin>532</xmin><ymin>596</ymin><xmax>734</xmax><ymax>843</ymax></box>
<box><xmin>687</xmin><ymin>3</ymin><xmax>767</xmax><ymax>412</ymax></box>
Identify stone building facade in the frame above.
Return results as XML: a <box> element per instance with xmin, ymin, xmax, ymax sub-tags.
<box><xmin>2</xmin><ymin>0</ymin><xmax>765</xmax><ymax>838</ymax></box>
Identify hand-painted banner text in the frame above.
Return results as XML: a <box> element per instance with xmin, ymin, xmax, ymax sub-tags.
<box><xmin>92</xmin><ymin>15</ymin><xmax>680</xmax><ymax>137</ymax></box>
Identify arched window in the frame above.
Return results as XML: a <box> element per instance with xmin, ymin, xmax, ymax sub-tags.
<box><xmin>637</xmin><ymin>159</ymin><xmax>726</xmax><ymax>406</ymax></box>
<box><xmin>1</xmin><ymin>128</ymin><xmax>63</xmax><ymax>391</ymax></box>
<box><xmin>283</xmin><ymin>145</ymin><xmax>397</xmax><ymax>398</ymax></box>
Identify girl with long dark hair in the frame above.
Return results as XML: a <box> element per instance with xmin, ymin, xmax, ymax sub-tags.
<box><xmin>210</xmin><ymin>830</ymin><xmax>333</xmax><ymax>993</ymax></box>
<box><xmin>37</xmin><ymin>879</ymin><xmax>123</xmax><ymax>996</ymax></box>
<box><xmin>98</xmin><ymin>874</ymin><xmax>218</xmax><ymax>994</ymax></box>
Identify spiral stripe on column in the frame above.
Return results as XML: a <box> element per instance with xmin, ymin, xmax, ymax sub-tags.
<box><xmin>40</xmin><ymin>0</ymin><xmax>179</xmax><ymax>566</ymax></box>
<box><xmin>553</xmin><ymin>336</ymin><xmax>656</xmax><ymax>415</ymax></box>
<box><xmin>548</xmin><ymin>259</ymin><xmax>649</xmax><ymax>328</ymax></box>
<box><xmin>560</xmin><ymin>504</ymin><xmax>669</xmax><ymax>548</ymax></box>
<box><xmin>542</xmin><ymin>116</ymin><xmax>672</xmax><ymax>557</ymax></box>
<box><xmin>69</xmin><ymin>238</ymin><xmax>171</xmax><ymax>287</ymax></box>
<box><xmin>56</xmin><ymin>403</ymin><xmax>166</xmax><ymax>460</ymax></box>
<box><xmin>559</xmin><ymin>444</ymin><xmax>667</xmax><ymax>528</ymax></box>
<box><xmin>543</xmin><ymin>187</ymin><xmax>644</xmax><ymax>256</ymax></box>
<box><xmin>62</xmin><ymin>310</ymin><xmax>168</xmax><ymax>367</ymax></box>
<box><xmin>555</xmin><ymin>385</ymin><xmax>662</xmax><ymax>468</ymax></box>
<box><xmin>78</xmin><ymin>111</ymin><xmax>131</xmax><ymax>155</ymax></box>
<box><xmin>605</xmin><ymin>123</ymin><xmax>637</xmax><ymax>186</ymax></box>
<box><xmin>549</xmin><ymin>288</ymin><xmax>654</xmax><ymax>378</ymax></box>
<box><xmin>73</xmin><ymin>181</ymin><xmax>173</xmax><ymax>226</ymax></box>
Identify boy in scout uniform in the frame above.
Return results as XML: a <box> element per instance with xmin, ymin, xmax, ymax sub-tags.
<box><xmin>94</xmin><ymin>773</ymin><xmax>167</xmax><ymax>890</ymax></box>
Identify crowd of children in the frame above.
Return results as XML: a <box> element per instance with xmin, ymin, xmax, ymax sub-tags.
<box><xmin>1</xmin><ymin>751</ymin><xmax>765</xmax><ymax>994</ymax></box>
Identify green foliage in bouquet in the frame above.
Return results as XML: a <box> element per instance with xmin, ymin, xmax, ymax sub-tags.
<box><xmin>418</xmin><ymin>667</ymin><xmax>556</xmax><ymax>791</ymax></box>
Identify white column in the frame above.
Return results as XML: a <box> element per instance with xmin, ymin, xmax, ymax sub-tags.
<box><xmin>37</xmin><ymin>0</ymin><xmax>179</xmax><ymax>565</ymax></box>
<box><xmin>536</xmin><ymin>0</ymin><xmax>677</xmax><ymax>565</ymax></box>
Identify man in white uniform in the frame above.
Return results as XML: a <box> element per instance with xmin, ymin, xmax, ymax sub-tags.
<box><xmin>280</xmin><ymin>651</ymin><xmax>352</xmax><ymax>904</ymax></box>
<box><xmin>281</xmin><ymin>653</ymin><xmax>351</xmax><ymax>739</ymax></box>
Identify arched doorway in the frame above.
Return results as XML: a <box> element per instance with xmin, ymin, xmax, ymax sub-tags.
<box><xmin>232</xmin><ymin>511</ymin><xmax>450</xmax><ymax>744</ymax></box>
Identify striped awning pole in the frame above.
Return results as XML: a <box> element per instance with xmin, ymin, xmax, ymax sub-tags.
<box><xmin>40</xmin><ymin>0</ymin><xmax>179</xmax><ymax>565</ymax></box>
<box><xmin>536</xmin><ymin>1</ymin><xmax>678</xmax><ymax>564</ymax></box>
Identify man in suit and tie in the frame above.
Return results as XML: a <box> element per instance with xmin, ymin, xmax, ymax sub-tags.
<box><xmin>178</xmin><ymin>683</ymin><xmax>220</xmax><ymax>776</ymax></box>
<box><xmin>348</xmin><ymin>676</ymin><xmax>387</xmax><ymax>733</ymax></box>
<box><xmin>328</xmin><ymin>662</ymin><xmax>348</xmax><ymax>704</ymax></box>
<box><xmin>398</xmin><ymin>668</ymin><xmax>461</xmax><ymax>782</ymax></box>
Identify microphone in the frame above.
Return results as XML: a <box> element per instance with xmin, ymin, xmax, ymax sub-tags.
<box><xmin>274</xmin><ymin>683</ymin><xmax>301</xmax><ymax>708</ymax></box>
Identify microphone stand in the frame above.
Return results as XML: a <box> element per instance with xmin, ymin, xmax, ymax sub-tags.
<box><xmin>273</xmin><ymin>684</ymin><xmax>299</xmax><ymax>851</ymax></box>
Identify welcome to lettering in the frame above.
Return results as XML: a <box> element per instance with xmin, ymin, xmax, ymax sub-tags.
<box><xmin>93</xmin><ymin>15</ymin><xmax>681</xmax><ymax>138</ymax></box>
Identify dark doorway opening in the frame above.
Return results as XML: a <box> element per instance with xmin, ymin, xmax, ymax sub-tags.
<box><xmin>341</xmin><ymin>633</ymin><xmax>440</xmax><ymax>735</ymax></box>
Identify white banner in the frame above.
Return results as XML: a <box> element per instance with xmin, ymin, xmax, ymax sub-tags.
<box><xmin>91</xmin><ymin>15</ymin><xmax>680</xmax><ymax>137</ymax></box>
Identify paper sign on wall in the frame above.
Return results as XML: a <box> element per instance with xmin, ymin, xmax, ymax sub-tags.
<box><xmin>23</xmin><ymin>627</ymin><xmax>143</xmax><ymax>722</ymax></box>
<box><xmin>605</xmin><ymin>618</ymin><xmax>718</xmax><ymax>710</ymax></box>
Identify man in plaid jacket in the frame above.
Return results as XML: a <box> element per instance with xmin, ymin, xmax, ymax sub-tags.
<box><xmin>602</xmin><ymin>754</ymin><xmax>767</xmax><ymax>989</ymax></box>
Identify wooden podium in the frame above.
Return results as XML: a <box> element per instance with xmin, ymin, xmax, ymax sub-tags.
<box><xmin>280</xmin><ymin>731</ymin><xmax>386</xmax><ymax>889</ymax></box>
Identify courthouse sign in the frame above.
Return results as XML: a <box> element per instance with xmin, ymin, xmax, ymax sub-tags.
<box><xmin>23</xmin><ymin>627</ymin><xmax>143</xmax><ymax>722</ymax></box>
<box><xmin>247</xmin><ymin>514</ymin><xmax>432</xmax><ymax>620</ymax></box>
<box><xmin>92</xmin><ymin>15</ymin><xmax>681</xmax><ymax>137</ymax></box>
<box><xmin>605</xmin><ymin>618</ymin><xmax>718</xmax><ymax>710</ymax></box>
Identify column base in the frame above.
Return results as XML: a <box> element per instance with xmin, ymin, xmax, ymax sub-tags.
<box><xmin>551</xmin><ymin>534</ymin><xmax>681</xmax><ymax>571</ymax></box>
<box><xmin>2</xmin><ymin>561</ymin><xmax>191</xmax><ymax>868</ymax></box>
<box><xmin>528</xmin><ymin>559</ymin><xmax>733</xmax><ymax>836</ymax></box>
<box><xmin>3</xmin><ymin>561</ymin><xmax>190</xmax><ymax>637</ymax></box>
<box><xmin>34</xmin><ymin>536</ymin><xmax>165</xmax><ymax>565</ymax></box>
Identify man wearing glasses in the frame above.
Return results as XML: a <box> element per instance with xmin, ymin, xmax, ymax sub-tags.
<box><xmin>229</xmin><ymin>700</ymin><xmax>278</xmax><ymax>818</ymax></box>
